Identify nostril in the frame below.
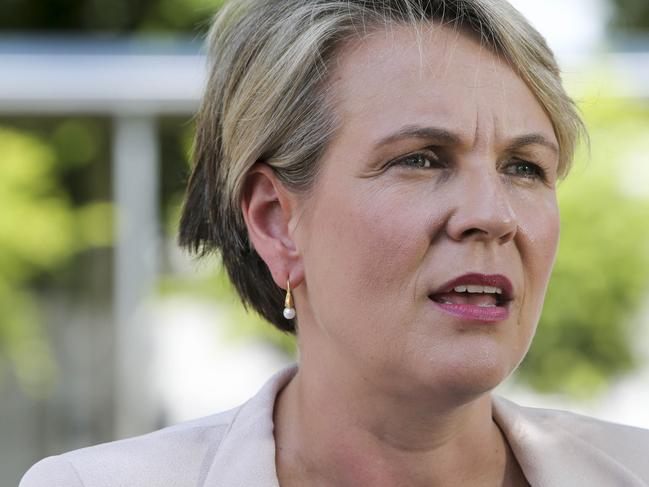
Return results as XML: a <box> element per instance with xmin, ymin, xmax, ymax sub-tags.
<box><xmin>460</xmin><ymin>228</ymin><xmax>488</xmax><ymax>239</ymax></box>
<box><xmin>457</xmin><ymin>223</ymin><xmax>516</xmax><ymax>244</ymax></box>
<box><xmin>498</xmin><ymin>224</ymin><xmax>518</xmax><ymax>243</ymax></box>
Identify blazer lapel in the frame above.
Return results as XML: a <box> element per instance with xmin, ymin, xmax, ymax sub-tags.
<box><xmin>204</xmin><ymin>365</ymin><xmax>298</xmax><ymax>487</ymax></box>
<box><xmin>492</xmin><ymin>395</ymin><xmax>647</xmax><ymax>487</ymax></box>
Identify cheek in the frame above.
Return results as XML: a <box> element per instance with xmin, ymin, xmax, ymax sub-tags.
<box><xmin>517</xmin><ymin>193</ymin><xmax>560</xmax><ymax>312</ymax></box>
<box><xmin>529</xmin><ymin>197</ymin><xmax>559</xmax><ymax>275</ymax></box>
<box><xmin>303</xmin><ymin>183</ymin><xmax>437</xmax><ymax>333</ymax></box>
<box><xmin>324</xmin><ymin>188</ymin><xmax>421</xmax><ymax>291</ymax></box>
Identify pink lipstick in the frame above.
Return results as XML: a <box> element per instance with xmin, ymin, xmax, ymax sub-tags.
<box><xmin>428</xmin><ymin>273</ymin><xmax>513</xmax><ymax>323</ymax></box>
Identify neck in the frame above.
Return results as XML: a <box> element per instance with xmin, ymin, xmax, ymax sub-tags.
<box><xmin>274</xmin><ymin>357</ymin><xmax>524</xmax><ymax>487</ymax></box>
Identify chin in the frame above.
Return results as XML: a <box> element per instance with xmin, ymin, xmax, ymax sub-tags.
<box><xmin>411</xmin><ymin>345</ymin><xmax>518</xmax><ymax>401</ymax></box>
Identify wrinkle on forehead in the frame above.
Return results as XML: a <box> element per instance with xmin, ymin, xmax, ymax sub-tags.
<box><xmin>324</xmin><ymin>22</ymin><xmax>555</xmax><ymax>159</ymax></box>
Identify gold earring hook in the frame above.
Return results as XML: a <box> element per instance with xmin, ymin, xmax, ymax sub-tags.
<box><xmin>283</xmin><ymin>279</ymin><xmax>296</xmax><ymax>320</ymax></box>
<box><xmin>284</xmin><ymin>279</ymin><xmax>293</xmax><ymax>309</ymax></box>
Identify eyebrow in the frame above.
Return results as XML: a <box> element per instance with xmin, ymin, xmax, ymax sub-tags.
<box><xmin>374</xmin><ymin>125</ymin><xmax>559</xmax><ymax>155</ymax></box>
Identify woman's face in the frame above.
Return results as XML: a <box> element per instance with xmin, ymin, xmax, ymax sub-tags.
<box><xmin>292</xmin><ymin>25</ymin><xmax>560</xmax><ymax>398</ymax></box>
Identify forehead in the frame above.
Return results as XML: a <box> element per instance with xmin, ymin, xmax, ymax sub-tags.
<box><xmin>327</xmin><ymin>23</ymin><xmax>555</xmax><ymax>147</ymax></box>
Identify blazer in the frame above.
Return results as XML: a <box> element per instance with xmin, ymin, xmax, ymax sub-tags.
<box><xmin>20</xmin><ymin>364</ymin><xmax>649</xmax><ymax>487</ymax></box>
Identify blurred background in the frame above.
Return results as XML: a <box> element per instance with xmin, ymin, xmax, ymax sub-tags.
<box><xmin>1</xmin><ymin>0</ymin><xmax>649</xmax><ymax>484</ymax></box>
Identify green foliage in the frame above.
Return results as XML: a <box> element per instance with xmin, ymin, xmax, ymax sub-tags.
<box><xmin>609</xmin><ymin>0</ymin><xmax>649</xmax><ymax>33</ymax></box>
<box><xmin>0</xmin><ymin>127</ymin><xmax>70</xmax><ymax>393</ymax></box>
<box><xmin>51</xmin><ymin>120</ymin><xmax>101</xmax><ymax>170</ymax></box>
<box><xmin>0</xmin><ymin>285</ymin><xmax>56</xmax><ymax>394</ymax></box>
<box><xmin>141</xmin><ymin>0</ymin><xmax>226</xmax><ymax>32</ymax></box>
<box><xmin>0</xmin><ymin>0</ymin><xmax>225</xmax><ymax>33</ymax></box>
<box><xmin>516</xmin><ymin>97</ymin><xmax>649</xmax><ymax>397</ymax></box>
<box><xmin>0</xmin><ymin>125</ymin><xmax>113</xmax><ymax>394</ymax></box>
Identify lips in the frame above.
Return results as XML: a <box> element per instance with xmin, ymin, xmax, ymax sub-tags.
<box><xmin>428</xmin><ymin>273</ymin><xmax>514</xmax><ymax>323</ymax></box>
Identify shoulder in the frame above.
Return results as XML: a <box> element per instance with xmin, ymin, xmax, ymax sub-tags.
<box><xmin>493</xmin><ymin>395</ymin><xmax>649</xmax><ymax>484</ymax></box>
<box><xmin>20</xmin><ymin>364</ymin><xmax>299</xmax><ymax>487</ymax></box>
<box><xmin>20</xmin><ymin>407</ymin><xmax>239</xmax><ymax>487</ymax></box>
<box><xmin>498</xmin><ymin>395</ymin><xmax>649</xmax><ymax>447</ymax></box>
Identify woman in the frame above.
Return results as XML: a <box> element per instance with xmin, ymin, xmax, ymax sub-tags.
<box><xmin>22</xmin><ymin>0</ymin><xmax>649</xmax><ymax>486</ymax></box>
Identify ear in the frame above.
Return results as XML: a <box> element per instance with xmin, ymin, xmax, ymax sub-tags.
<box><xmin>241</xmin><ymin>163</ymin><xmax>304</xmax><ymax>289</ymax></box>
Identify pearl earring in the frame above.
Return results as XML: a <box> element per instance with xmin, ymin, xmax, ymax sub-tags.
<box><xmin>283</xmin><ymin>279</ymin><xmax>296</xmax><ymax>320</ymax></box>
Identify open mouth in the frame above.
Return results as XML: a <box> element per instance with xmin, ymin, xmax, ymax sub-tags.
<box><xmin>427</xmin><ymin>275</ymin><xmax>514</xmax><ymax>323</ymax></box>
<box><xmin>429</xmin><ymin>284</ymin><xmax>510</xmax><ymax>308</ymax></box>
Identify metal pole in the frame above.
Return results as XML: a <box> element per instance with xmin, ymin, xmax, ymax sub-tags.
<box><xmin>112</xmin><ymin>115</ymin><xmax>160</xmax><ymax>438</ymax></box>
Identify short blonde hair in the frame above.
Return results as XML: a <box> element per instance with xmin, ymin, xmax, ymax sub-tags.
<box><xmin>179</xmin><ymin>0</ymin><xmax>587</xmax><ymax>333</ymax></box>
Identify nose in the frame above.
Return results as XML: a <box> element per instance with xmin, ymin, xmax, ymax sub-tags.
<box><xmin>446</xmin><ymin>169</ymin><xmax>517</xmax><ymax>244</ymax></box>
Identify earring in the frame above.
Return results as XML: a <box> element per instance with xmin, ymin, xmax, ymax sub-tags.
<box><xmin>283</xmin><ymin>279</ymin><xmax>296</xmax><ymax>320</ymax></box>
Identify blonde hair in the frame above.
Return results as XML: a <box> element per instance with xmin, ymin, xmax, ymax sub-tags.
<box><xmin>179</xmin><ymin>0</ymin><xmax>587</xmax><ymax>333</ymax></box>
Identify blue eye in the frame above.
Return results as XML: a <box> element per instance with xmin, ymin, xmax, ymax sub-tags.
<box><xmin>506</xmin><ymin>159</ymin><xmax>546</xmax><ymax>180</ymax></box>
<box><xmin>392</xmin><ymin>150</ymin><xmax>440</xmax><ymax>169</ymax></box>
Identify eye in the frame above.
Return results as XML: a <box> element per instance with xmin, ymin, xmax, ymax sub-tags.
<box><xmin>504</xmin><ymin>159</ymin><xmax>546</xmax><ymax>181</ymax></box>
<box><xmin>390</xmin><ymin>149</ymin><xmax>441</xmax><ymax>170</ymax></box>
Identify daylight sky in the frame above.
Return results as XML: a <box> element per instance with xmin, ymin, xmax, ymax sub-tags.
<box><xmin>510</xmin><ymin>0</ymin><xmax>610</xmax><ymax>63</ymax></box>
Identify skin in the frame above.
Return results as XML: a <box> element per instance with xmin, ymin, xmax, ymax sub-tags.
<box><xmin>242</xmin><ymin>23</ymin><xmax>560</xmax><ymax>487</ymax></box>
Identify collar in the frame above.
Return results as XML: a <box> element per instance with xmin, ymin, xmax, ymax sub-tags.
<box><xmin>204</xmin><ymin>365</ymin><xmax>296</xmax><ymax>487</ymax></box>
<box><xmin>205</xmin><ymin>364</ymin><xmax>646</xmax><ymax>487</ymax></box>
<box><xmin>492</xmin><ymin>395</ymin><xmax>647</xmax><ymax>487</ymax></box>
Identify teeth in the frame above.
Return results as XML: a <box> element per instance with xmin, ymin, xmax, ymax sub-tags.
<box><xmin>477</xmin><ymin>303</ymin><xmax>497</xmax><ymax>307</ymax></box>
<box><xmin>452</xmin><ymin>285</ymin><xmax>503</xmax><ymax>295</ymax></box>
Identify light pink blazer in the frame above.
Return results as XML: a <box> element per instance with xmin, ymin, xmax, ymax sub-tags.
<box><xmin>21</xmin><ymin>365</ymin><xmax>649</xmax><ymax>486</ymax></box>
